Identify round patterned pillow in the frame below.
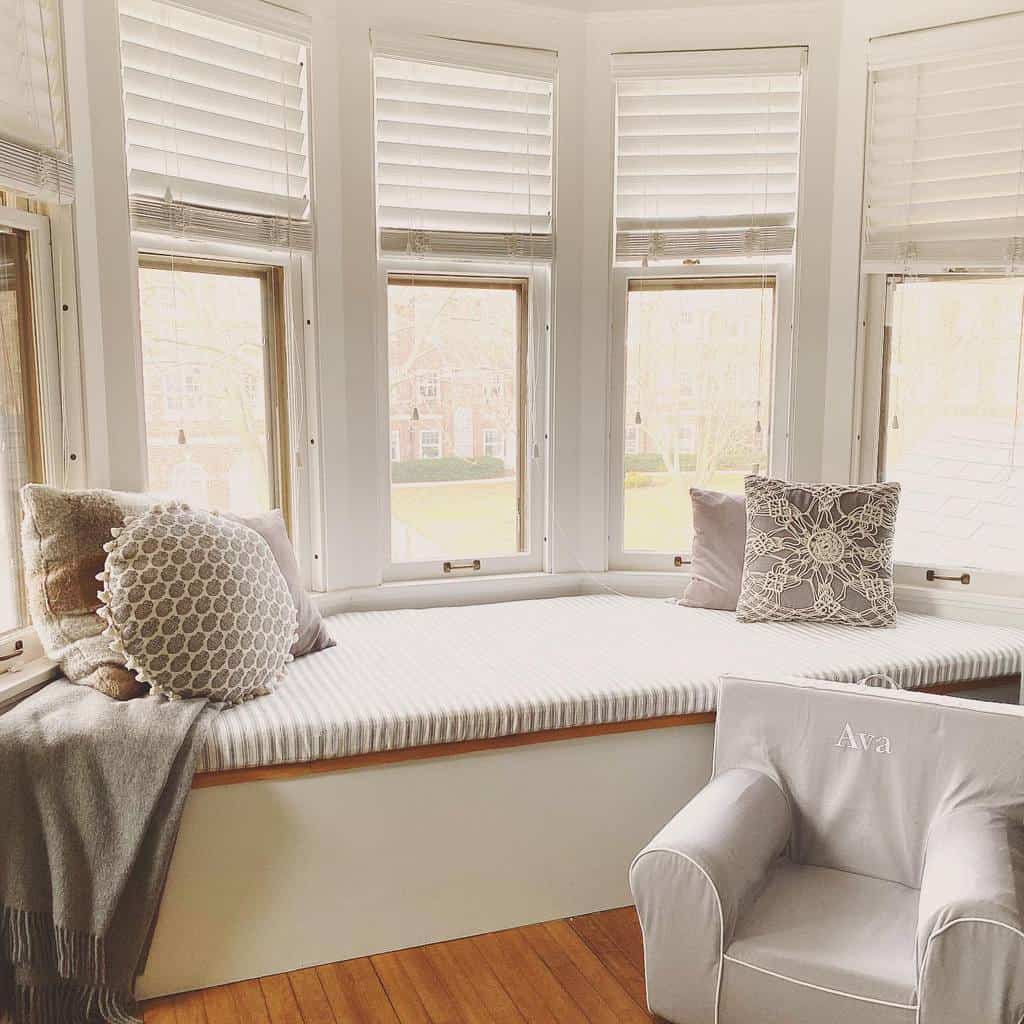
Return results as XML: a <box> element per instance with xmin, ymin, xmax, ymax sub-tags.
<box><xmin>98</xmin><ymin>502</ymin><xmax>297</xmax><ymax>705</ymax></box>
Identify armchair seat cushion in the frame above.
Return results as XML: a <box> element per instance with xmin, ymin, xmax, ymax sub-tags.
<box><xmin>725</xmin><ymin>862</ymin><xmax>918</xmax><ymax>1011</ymax></box>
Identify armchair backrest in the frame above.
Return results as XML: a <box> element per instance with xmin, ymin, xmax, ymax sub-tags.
<box><xmin>714</xmin><ymin>674</ymin><xmax>1024</xmax><ymax>888</ymax></box>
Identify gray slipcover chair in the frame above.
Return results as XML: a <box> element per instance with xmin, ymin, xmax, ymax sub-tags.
<box><xmin>630</xmin><ymin>674</ymin><xmax>1024</xmax><ymax>1024</ymax></box>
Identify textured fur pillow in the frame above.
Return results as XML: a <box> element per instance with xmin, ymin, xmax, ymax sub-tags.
<box><xmin>99</xmin><ymin>503</ymin><xmax>297</xmax><ymax>704</ymax></box>
<box><xmin>736</xmin><ymin>475</ymin><xmax>901</xmax><ymax>627</ymax></box>
<box><xmin>20</xmin><ymin>484</ymin><xmax>150</xmax><ymax>699</ymax></box>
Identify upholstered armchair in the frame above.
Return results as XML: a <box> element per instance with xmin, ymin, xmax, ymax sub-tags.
<box><xmin>630</xmin><ymin>674</ymin><xmax>1024</xmax><ymax>1024</ymax></box>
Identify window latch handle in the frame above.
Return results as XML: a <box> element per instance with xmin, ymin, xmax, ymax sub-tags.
<box><xmin>926</xmin><ymin>570</ymin><xmax>971</xmax><ymax>585</ymax></box>
<box><xmin>444</xmin><ymin>559</ymin><xmax>481</xmax><ymax>574</ymax></box>
<box><xmin>0</xmin><ymin>640</ymin><xmax>24</xmax><ymax>664</ymax></box>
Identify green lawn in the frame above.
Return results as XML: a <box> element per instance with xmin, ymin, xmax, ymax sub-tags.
<box><xmin>624</xmin><ymin>470</ymin><xmax>747</xmax><ymax>552</ymax></box>
<box><xmin>391</xmin><ymin>480</ymin><xmax>518</xmax><ymax>560</ymax></box>
<box><xmin>390</xmin><ymin>470</ymin><xmax>747</xmax><ymax>560</ymax></box>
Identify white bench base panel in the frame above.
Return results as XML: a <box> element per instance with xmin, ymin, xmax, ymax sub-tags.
<box><xmin>138</xmin><ymin>721</ymin><xmax>715</xmax><ymax>998</ymax></box>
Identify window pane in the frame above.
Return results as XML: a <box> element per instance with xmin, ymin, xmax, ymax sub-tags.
<box><xmin>623</xmin><ymin>279</ymin><xmax>774</xmax><ymax>553</ymax></box>
<box><xmin>138</xmin><ymin>262</ymin><xmax>276</xmax><ymax>515</ymax></box>
<box><xmin>1</xmin><ymin>230</ymin><xmax>40</xmax><ymax>632</ymax></box>
<box><xmin>388</xmin><ymin>279</ymin><xmax>523</xmax><ymax>561</ymax></box>
<box><xmin>882</xmin><ymin>277</ymin><xmax>1024</xmax><ymax>573</ymax></box>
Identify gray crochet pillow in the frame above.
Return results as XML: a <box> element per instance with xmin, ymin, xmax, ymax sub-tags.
<box><xmin>99</xmin><ymin>503</ymin><xmax>297</xmax><ymax>704</ymax></box>
<box><xmin>736</xmin><ymin>475</ymin><xmax>901</xmax><ymax>627</ymax></box>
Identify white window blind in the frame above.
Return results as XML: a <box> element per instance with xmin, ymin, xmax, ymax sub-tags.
<box><xmin>612</xmin><ymin>47</ymin><xmax>805</xmax><ymax>265</ymax></box>
<box><xmin>373</xmin><ymin>33</ymin><xmax>555</xmax><ymax>262</ymax></box>
<box><xmin>863</xmin><ymin>13</ymin><xmax>1024</xmax><ymax>271</ymax></box>
<box><xmin>0</xmin><ymin>0</ymin><xmax>73</xmax><ymax>202</ymax></box>
<box><xmin>119</xmin><ymin>0</ymin><xmax>312</xmax><ymax>250</ymax></box>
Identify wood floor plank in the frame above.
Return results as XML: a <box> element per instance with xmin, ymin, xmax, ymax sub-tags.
<box><xmin>473</xmin><ymin>929</ymin><xmax>588</xmax><ymax>1024</ymax></box>
<box><xmin>430</xmin><ymin>939</ymin><xmax>525</xmax><ymax>1024</ymax></box>
<box><xmin>538</xmin><ymin>920</ymin><xmax>651</xmax><ymax>1021</ymax></box>
<box><xmin>173</xmin><ymin>989</ymin><xmax>209</xmax><ymax>1024</ymax></box>
<box><xmin>519</xmin><ymin>923</ymin><xmax>622</xmax><ymax>1024</ymax></box>
<box><xmin>568</xmin><ymin>911</ymin><xmax>649</xmax><ymax>1009</ymax></box>
<box><xmin>142</xmin><ymin>995</ymin><xmax>177</xmax><ymax>1024</ymax></box>
<box><xmin>393</xmin><ymin>947</ymin><xmax>469</xmax><ymax>1024</ymax></box>
<box><xmin>259</xmin><ymin>974</ymin><xmax>304</xmax><ymax>1024</ymax></box>
<box><xmin>599</xmin><ymin>906</ymin><xmax>646</xmax><ymax>968</ymax></box>
<box><xmin>145</xmin><ymin>909</ymin><xmax>655</xmax><ymax>1024</ymax></box>
<box><xmin>288</xmin><ymin>967</ymin><xmax>336</xmax><ymax>1024</ymax></box>
<box><xmin>199</xmin><ymin>985</ymin><xmax>241</xmax><ymax>1024</ymax></box>
<box><xmin>371</xmin><ymin>951</ymin><xmax>433</xmax><ymax>1024</ymax></box>
<box><xmin>417</xmin><ymin>943</ymin><xmax>498</xmax><ymax>1024</ymax></box>
<box><xmin>226</xmin><ymin>980</ymin><xmax>272</xmax><ymax>1024</ymax></box>
<box><xmin>317</xmin><ymin>958</ymin><xmax>400</xmax><ymax>1024</ymax></box>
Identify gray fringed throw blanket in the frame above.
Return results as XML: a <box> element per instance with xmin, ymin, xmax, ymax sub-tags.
<box><xmin>0</xmin><ymin>681</ymin><xmax>217</xmax><ymax>1024</ymax></box>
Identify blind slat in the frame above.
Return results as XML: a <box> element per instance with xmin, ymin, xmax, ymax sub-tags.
<box><xmin>119</xmin><ymin>14</ymin><xmax>302</xmax><ymax>85</ymax></box>
<box><xmin>125</xmin><ymin>94</ymin><xmax>304</xmax><ymax>154</ymax></box>
<box><xmin>374</xmin><ymin>47</ymin><xmax>554</xmax><ymax>262</ymax></box>
<box><xmin>863</xmin><ymin>18</ymin><xmax>1024</xmax><ymax>270</ymax></box>
<box><xmin>121</xmin><ymin>41</ymin><xmax>304</xmax><ymax>109</ymax></box>
<box><xmin>613</xmin><ymin>48</ymin><xmax>805</xmax><ymax>265</ymax></box>
<box><xmin>126</xmin><ymin>118</ymin><xmax>307</xmax><ymax>176</ymax></box>
<box><xmin>120</xmin><ymin>0</ymin><xmax>310</xmax><ymax>245</ymax></box>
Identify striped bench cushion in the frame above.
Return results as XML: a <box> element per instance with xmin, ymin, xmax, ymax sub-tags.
<box><xmin>197</xmin><ymin>595</ymin><xmax>1024</xmax><ymax>773</ymax></box>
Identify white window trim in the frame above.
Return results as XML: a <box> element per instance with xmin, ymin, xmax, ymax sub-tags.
<box><xmin>129</xmin><ymin>233</ymin><xmax>324</xmax><ymax>589</ymax></box>
<box><xmin>856</xmin><ymin>273</ymin><xmax>1024</xmax><ymax>600</ymax></box>
<box><xmin>377</xmin><ymin>257</ymin><xmax>549</xmax><ymax>582</ymax></box>
<box><xmin>0</xmin><ymin>205</ymin><xmax>83</xmax><ymax>646</ymax></box>
<box><xmin>608</xmin><ymin>262</ymin><xmax>794</xmax><ymax>572</ymax></box>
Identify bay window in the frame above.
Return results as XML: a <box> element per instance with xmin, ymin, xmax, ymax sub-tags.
<box><xmin>608</xmin><ymin>47</ymin><xmax>804</xmax><ymax>570</ymax></box>
<box><xmin>858</xmin><ymin>13</ymin><xmax>1024</xmax><ymax>593</ymax></box>
<box><xmin>373</xmin><ymin>34</ymin><xmax>554</xmax><ymax>580</ymax></box>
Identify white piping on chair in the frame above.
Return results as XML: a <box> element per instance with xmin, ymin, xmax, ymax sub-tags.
<box><xmin>916</xmin><ymin>917</ymin><xmax>1024</xmax><ymax>1024</ymax></box>
<box><xmin>722</xmin><ymin>954</ymin><xmax>918</xmax><ymax>1011</ymax></box>
<box><xmin>630</xmin><ymin>847</ymin><xmax>725</xmax><ymax>1024</ymax></box>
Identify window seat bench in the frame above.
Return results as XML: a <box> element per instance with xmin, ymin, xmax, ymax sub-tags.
<box><xmin>196</xmin><ymin>593</ymin><xmax>1024</xmax><ymax>785</ymax></box>
<box><xmin>139</xmin><ymin>595</ymin><xmax>1023</xmax><ymax>1000</ymax></box>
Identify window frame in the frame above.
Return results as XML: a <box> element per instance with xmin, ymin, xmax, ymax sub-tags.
<box><xmin>608</xmin><ymin>263</ymin><xmax>793</xmax><ymax>572</ymax></box>
<box><xmin>130</xmin><ymin>231</ymin><xmax>322</xmax><ymax>587</ymax></box>
<box><xmin>377</xmin><ymin>260</ymin><xmax>548</xmax><ymax>582</ymax></box>
<box><xmin>0</xmin><ymin>205</ymin><xmax>67</xmax><ymax>640</ymax></box>
<box><xmin>857</xmin><ymin>272</ymin><xmax>1024</xmax><ymax>598</ymax></box>
<box><xmin>136</xmin><ymin>251</ymin><xmax>292</xmax><ymax>526</ymax></box>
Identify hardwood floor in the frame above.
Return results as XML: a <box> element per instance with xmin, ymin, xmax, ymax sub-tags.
<box><xmin>141</xmin><ymin>907</ymin><xmax>655</xmax><ymax>1023</ymax></box>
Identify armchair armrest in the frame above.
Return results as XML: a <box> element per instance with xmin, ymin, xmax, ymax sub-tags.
<box><xmin>917</xmin><ymin>807</ymin><xmax>1024</xmax><ymax>1024</ymax></box>
<box><xmin>629</xmin><ymin>767</ymin><xmax>790</xmax><ymax>1024</ymax></box>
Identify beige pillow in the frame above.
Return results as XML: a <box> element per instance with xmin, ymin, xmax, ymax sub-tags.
<box><xmin>20</xmin><ymin>484</ymin><xmax>149</xmax><ymax>699</ymax></box>
<box><xmin>679</xmin><ymin>489</ymin><xmax>747</xmax><ymax>611</ymax></box>
<box><xmin>100</xmin><ymin>503</ymin><xmax>297</xmax><ymax>705</ymax></box>
<box><xmin>227</xmin><ymin>509</ymin><xmax>335</xmax><ymax>658</ymax></box>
